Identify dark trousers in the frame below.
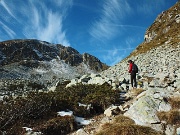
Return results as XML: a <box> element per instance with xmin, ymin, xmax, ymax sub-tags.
<box><xmin>131</xmin><ymin>72</ymin><xmax>137</xmax><ymax>88</ymax></box>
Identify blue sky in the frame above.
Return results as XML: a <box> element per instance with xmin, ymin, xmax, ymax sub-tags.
<box><xmin>0</xmin><ymin>0</ymin><xmax>178</xmax><ymax>66</ymax></box>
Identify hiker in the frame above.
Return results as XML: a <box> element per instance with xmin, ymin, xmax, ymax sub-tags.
<box><xmin>128</xmin><ymin>60</ymin><xmax>138</xmax><ymax>89</ymax></box>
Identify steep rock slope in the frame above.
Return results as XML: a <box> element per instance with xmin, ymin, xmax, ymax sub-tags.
<box><xmin>101</xmin><ymin>1</ymin><xmax>180</xmax><ymax>82</ymax></box>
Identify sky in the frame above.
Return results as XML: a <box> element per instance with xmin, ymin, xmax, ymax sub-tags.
<box><xmin>0</xmin><ymin>0</ymin><xmax>178</xmax><ymax>66</ymax></box>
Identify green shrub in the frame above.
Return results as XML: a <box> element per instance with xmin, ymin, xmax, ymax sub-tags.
<box><xmin>35</xmin><ymin>116</ymin><xmax>77</xmax><ymax>135</ymax></box>
<box><xmin>0</xmin><ymin>82</ymin><xmax>121</xmax><ymax>135</ymax></box>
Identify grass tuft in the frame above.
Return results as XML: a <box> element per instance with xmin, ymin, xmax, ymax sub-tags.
<box><xmin>157</xmin><ymin>109</ymin><xmax>180</xmax><ymax>125</ymax></box>
<box><xmin>96</xmin><ymin>115</ymin><xmax>163</xmax><ymax>135</ymax></box>
<box><xmin>168</xmin><ymin>97</ymin><xmax>180</xmax><ymax>109</ymax></box>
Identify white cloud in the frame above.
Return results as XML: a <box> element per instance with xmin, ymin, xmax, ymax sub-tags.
<box><xmin>89</xmin><ymin>0</ymin><xmax>131</xmax><ymax>41</ymax></box>
<box><xmin>103</xmin><ymin>49</ymin><xmax>123</xmax><ymax>66</ymax></box>
<box><xmin>24</xmin><ymin>0</ymin><xmax>72</xmax><ymax>46</ymax></box>
<box><xmin>0</xmin><ymin>0</ymin><xmax>15</xmax><ymax>18</ymax></box>
<box><xmin>0</xmin><ymin>21</ymin><xmax>16</xmax><ymax>38</ymax></box>
<box><xmin>135</xmin><ymin>0</ymin><xmax>166</xmax><ymax>15</ymax></box>
<box><xmin>87</xmin><ymin>47</ymin><xmax>133</xmax><ymax>66</ymax></box>
<box><xmin>0</xmin><ymin>0</ymin><xmax>72</xmax><ymax>46</ymax></box>
<box><xmin>33</xmin><ymin>11</ymin><xmax>70</xmax><ymax>46</ymax></box>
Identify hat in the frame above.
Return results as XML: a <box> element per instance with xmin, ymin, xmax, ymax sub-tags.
<box><xmin>128</xmin><ymin>60</ymin><xmax>132</xmax><ymax>63</ymax></box>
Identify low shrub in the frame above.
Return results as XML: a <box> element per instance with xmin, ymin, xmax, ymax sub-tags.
<box><xmin>0</xmin><ymin>83</ymin><xmax>121</xmax><ymax>134</ymax></box>
<box><xmin>35</xmin><ymin>116</ymin><xmax>77</xmax><ymax>135</ymax></box>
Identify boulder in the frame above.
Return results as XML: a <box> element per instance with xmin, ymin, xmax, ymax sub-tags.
<box><xmin>104</xmin><ymin>105</ymin><xmax>123</xmax><ymax>117</ymax></box>
<box><xmin>124</xmin><ymin>88</ymin><xmax>172</xmax><ymax>131</ymax></box>
<box><xmin>177</xmin><ymin>127</ymin><xmax>180</xmax><ymax>135</ymax></box>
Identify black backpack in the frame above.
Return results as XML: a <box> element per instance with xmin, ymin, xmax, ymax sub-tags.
<box><xmin>132</xmin><ymin>63</ymin><xmax>138</xmax><ymax>73</ymax></box>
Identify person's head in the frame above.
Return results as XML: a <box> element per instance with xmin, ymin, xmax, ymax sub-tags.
<box><xmin>128</xmin><ymin>60</ymin><xmax>133</xmax><ymax>63</ymax></box>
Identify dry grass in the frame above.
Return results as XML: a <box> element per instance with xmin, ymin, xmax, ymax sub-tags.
<box><xmin>157</xmin><ymin>109</ymin><xmax>180</xmax><ymax>125</ymax></box>
<box><xmin>96</xmin><ymin>115</ymin><xmax>163</xmax><ymax>135</ymax></box>
<box><xmin>113</xmin><ymin>115</ymin><xmax>135</xmax><ymax>125</ymax></box>
<box><xmin>130</xmin><ymin>88</ymin><xmax>145</xmax><ymax>96</ymax></box>
<box><xmin>169</xmin><ymin>97</ymin><xmax>180</xmax><ymax>109</ymax></box>
<box><xmin>157</xmin><ymin>96</ymin><xmax>180</xmax><ymax>125</ymax></box>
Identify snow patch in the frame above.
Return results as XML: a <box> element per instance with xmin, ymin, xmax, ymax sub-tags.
<box><xmin>35</xmin><ymin>68</ymin><xmax>47</xmax><ymax>73</ymax></box>
<box><xmin>78</xmin><ymin>102</ymin><xmax>92</xmax><ymax>110</ymax></box>
<box><xmin>75</xmin><ymin>117</ymin><xmax>91</xmax><ymax>125</ymax></box>
<box><xmin>57</xmin><ymin>111</ymin><xmax>73</xmax><ymax>116</ymax></box>
<box><xmin>33</xmin><ymin>49</ymin><xmax>43</xmax><ymax>58</ymax></box>
<box><xmin>22</xmin><ymin>127</ymin><xmax>32</xmax><ymax>131</ymax></box>
<box><xmin>57</xmin><ymin>110</ymin><xmax>92</xmax><ymax>125</ymax></box>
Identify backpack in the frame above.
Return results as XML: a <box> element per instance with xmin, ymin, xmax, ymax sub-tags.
<box><xmin>132</xmin><ymin>63</ymin><xmax>138</xmax><ymax>73</ymax></box>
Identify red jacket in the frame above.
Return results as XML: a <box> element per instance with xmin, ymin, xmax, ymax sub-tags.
<box><xmin>129</xmin><ymin>63</ymin><xmax>133</xmax><ymax>73</ymax></box>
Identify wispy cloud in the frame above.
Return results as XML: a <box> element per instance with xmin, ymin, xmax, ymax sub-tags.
<box><xmin>102</xmin><ymin>48</ymin><xmax>124</xmax><ymax>66</ymax></box>
<box><xmin>24</xmin><ymin>0</ymin><xmax>73</xmax><ymax>46</ymax></box>
<box><xmin>0</xmin><ymin>21</ymin><xmax>16</xmax><ymax>39</ymax></box>
<box><xmin>135</xmin><ymin>0</ymin><xmax>166</xmax><ymax>16</ymax></box>
<box><xmin>0</xmin><ymin>0</ymin><xmax>72</xmax><ymax>46</ymax></box>
<box><xmin>87</xmin><ymin>47</ymin><xmax>134</xmax><ymax>66</ymax></box>
<box><xmin>89</xmin><ymin>0</ymin><xmax>131</xmax><ymax>41</ymax></box>
<box><xmin>0</xmin><ymin>0</ymin><xmax>15</xmax><ymax>18</ymax></box>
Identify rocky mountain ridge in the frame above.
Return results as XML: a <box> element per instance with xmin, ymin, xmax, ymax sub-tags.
<box><xmin>0</xmin><ymin>39</ymin><xmax>108</xmax><ymax>70</ymax></box>
<box><xmin>0</xmin><ymin>39</ymin><xmax>108</xmax><ymax>96</ymax></box>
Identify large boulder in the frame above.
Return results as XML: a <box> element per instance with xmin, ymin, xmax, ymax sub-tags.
<box><xmin>124</xmin><ymin>87</ymin><xmax>176</xmax><ymax>132</ymax></box>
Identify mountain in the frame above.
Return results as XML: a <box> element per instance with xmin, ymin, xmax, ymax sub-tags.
<box><xmin>0</xmin><ymin>39</ymin><xmax>109</xmax><ymax>94</ymax></box>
